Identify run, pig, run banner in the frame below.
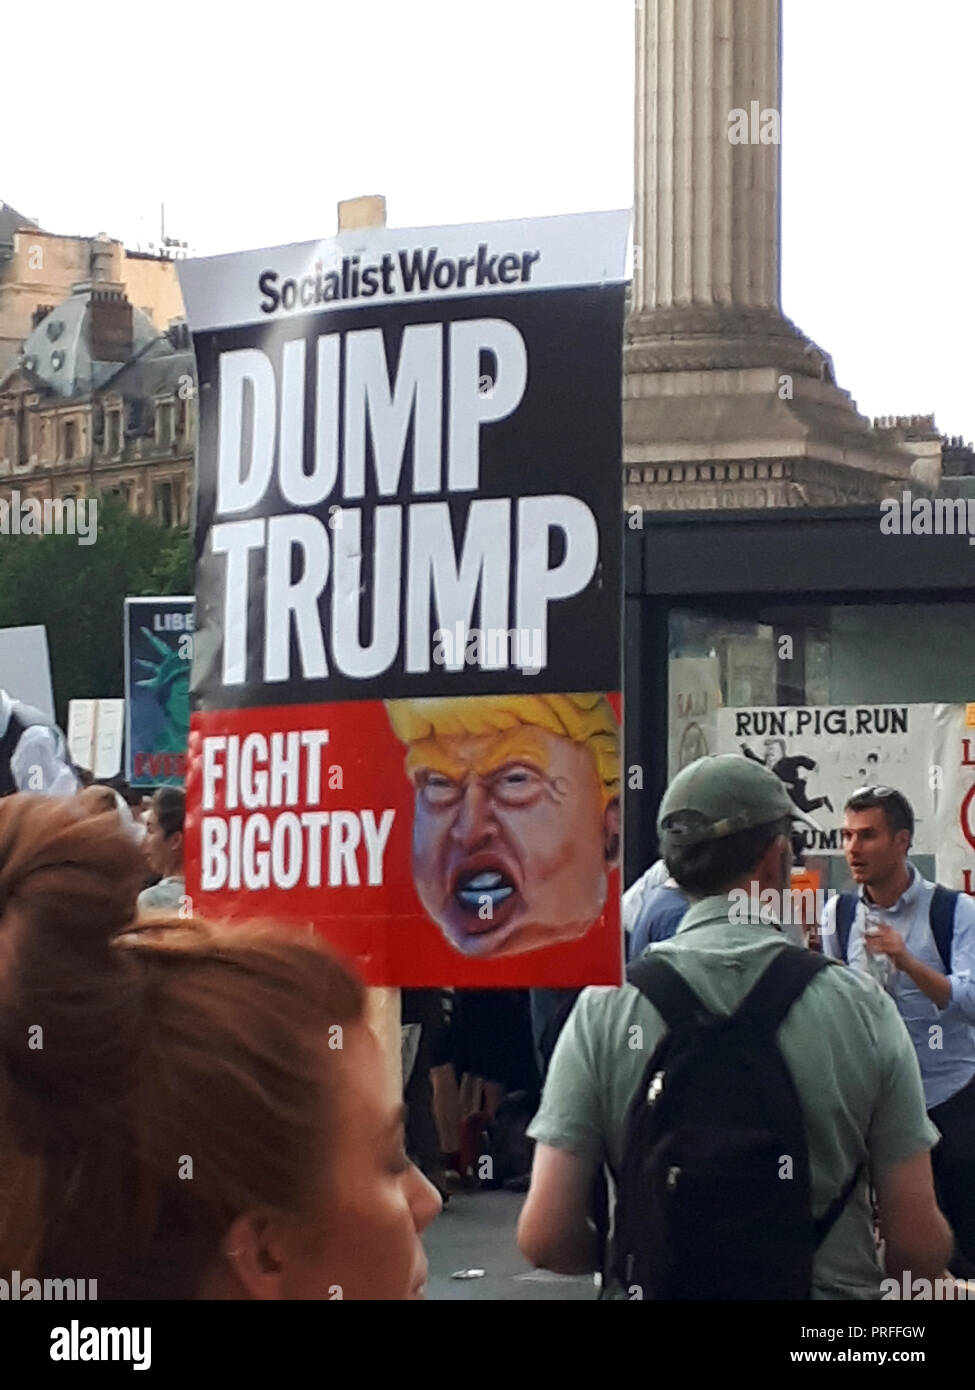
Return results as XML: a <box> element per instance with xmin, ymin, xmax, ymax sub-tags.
<box><xmin>178</xmin><ymin>211</ymin><xmax>627</xmax><ymax>986</ymax></box>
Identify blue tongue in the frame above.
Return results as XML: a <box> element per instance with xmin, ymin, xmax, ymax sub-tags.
<box><xmin>458</xmin><ymin>886</ymin><xmax>513</xmax><ymax>909</ymax></box>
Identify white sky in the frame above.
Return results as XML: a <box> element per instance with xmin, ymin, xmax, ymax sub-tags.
<box><xmin>4</xmin><ymin>0</ymin><xmax>972</xmax><ymax>436</ymax></box>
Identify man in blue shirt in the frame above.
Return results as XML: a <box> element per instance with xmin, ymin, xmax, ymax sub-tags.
<box><xmin>628</xmin><ymin>876</ymin><xmax>688</xmax><ymax>959</ymax></box>
<box><xmin>821</xmin><ymin>786</ymin><xmax>975</xmax><ymax>1276</ymax></box>
<box><xmin>521</xmin><ymin>757</ymin><xmax>951</xmax><ymax>1296</ymax></box>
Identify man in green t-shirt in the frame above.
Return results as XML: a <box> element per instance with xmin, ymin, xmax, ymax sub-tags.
<box><xmin>518</xmin><ymin>754</ymin><xmax>953</xmax><ymax>1298</ymax></box>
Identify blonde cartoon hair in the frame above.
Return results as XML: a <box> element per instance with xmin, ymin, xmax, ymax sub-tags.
<box><xmin>386</xmin><ymin>693</ymin><xmax>621</xmax><ymax>805</ymax></box>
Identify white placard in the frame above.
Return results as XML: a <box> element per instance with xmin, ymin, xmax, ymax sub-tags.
<box><xmin>668</xmin><ymin>655</ymin><xmax>723</xmax><ymax>780</ymax></box>
<box><xmin>93</xmin><ymin>699</ymin><xmax>125</xmax><ymax>779</ymax></box>
<box><xmin>716</xmin><ymin>704</ymin><xmax>939</xmax><ymax>855</ymax></box>
<box><xmin>932</xmin><ymin>704</ymin><xmax>975</xmax><ymax>894</ymax></box>
<box><xmin>68</xmin><ymin>698</ymin><xmax>125</xmax><ymax>778</ymax></box>
<box><xmin>67</xmin><ymin>699</ymin><xmax>97</xmax><ymax>770</ymax></box>
<box><xmin>178</xmin><ymin>210</ymin><xmax>631</xmax><ymax>332</ymax></box>
<box><xmin>0</xmin><ymin>625</ymin><xmax>55</xmax><ymax>719</ymax></box>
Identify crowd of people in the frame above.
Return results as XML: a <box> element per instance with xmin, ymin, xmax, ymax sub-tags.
<box><xmin>0</xmin><ymin>681</ymin><xmax>972</xmax><ymax>1300</ymax></box>
<box><xmin>520</xmin><ymin>760</ymin><xmax>975</xmax><ymax>1299</ymax></box>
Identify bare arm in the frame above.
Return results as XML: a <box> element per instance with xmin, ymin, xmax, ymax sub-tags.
<box><xmin>874</xmin><ymin>1150</ymin><xmax>954</xmax><ymax>1283</ymax></box>
<box><xmin>517</xmin><ymin>1143</ymin><xmax>599</xmax><ymax>1275</ymax></box>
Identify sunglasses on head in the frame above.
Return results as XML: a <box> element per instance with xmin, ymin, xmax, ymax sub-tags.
<box><xmin>849</xmin><ymin>785</ymin><xmax>914</xmax><ymax>832</ymax></box>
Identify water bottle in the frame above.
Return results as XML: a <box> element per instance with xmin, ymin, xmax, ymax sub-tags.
<box><xmin>863</xmin><ymin>909</ymin><xmax>892</xmax><ymax>990</ymax></box>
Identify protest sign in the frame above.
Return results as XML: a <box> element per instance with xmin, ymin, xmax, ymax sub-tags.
<box><xmin>124</xmin><ymin>596</ymin><xmax>193</xmax><ymax>787</ymax></box>
<box><xmin>932</xmin><ymin>704</ymin><xmax>975</xmax><ymax>895</ymax></box>
<box><xmin>178</xmin><ymin>211</ymin><xmax>627</xmax><ymax>985</ymax></box>
<box><xmin>0</xmin><ymin>625</ymin><xmax>55</xmax><ymax>718</ymax></box>
<box><xmin>68</xmin><ymin>698</ymin><xmax>125</xmax><ymax>779</ymax></box>
<box><xmin>716</xmin><ymin>704</ymin><xmax>939</xmax><ymax>855</ymax></box>
<box><xmin>714</xmin><ymin>702</ymin><xmax>975</xmax><ymax>909</ymax></box>
<box><xmin>668</xmin><ymin>654</ymin><xmax>723</xmax><ymax>780</ymax></box>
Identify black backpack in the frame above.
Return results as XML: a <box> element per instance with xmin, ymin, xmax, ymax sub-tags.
<box><xmin>834</xmin><ymin>887</ymin><xmax>957</xmax><ymax>970</ymax></box>
<box><xmin>612</xmin><ymin>947</ymin><xmax>863</xmax><ymax>1300</ymax></box>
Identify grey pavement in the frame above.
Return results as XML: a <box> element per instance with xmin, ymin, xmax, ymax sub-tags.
<box><xmin>424</xmin><ymin>1188</ymin><xmax>598</xmax><ymax>1301</ymax></box>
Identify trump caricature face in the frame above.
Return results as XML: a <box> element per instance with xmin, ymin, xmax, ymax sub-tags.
<box><xmin>403</xmin><ymin>718</ymin><xmax>620</xmax><ymax>958</ymax></box>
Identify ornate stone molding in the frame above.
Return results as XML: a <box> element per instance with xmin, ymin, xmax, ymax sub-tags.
<box><xmin>625</xmin><ymin>305</ymin><xmax>835</xmax><ymax>380</ymax></box>
<box><xmin>623</xmin><ymin>454</ymin><xmax>912</xmax><ymax>510</ymax></box>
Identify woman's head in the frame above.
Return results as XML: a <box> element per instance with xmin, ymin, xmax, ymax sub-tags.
<box><xmin>77</xmin><ymin>784</ymin><xmax>118</xmax><ymax>816</ymax></box>
<box><xmin>77</xmin><ymin>784</ymin><xmax>146</xmax><ymax>847</ymax></box>
<box><xmin>0</xmin><ymin>794</ymin><xmax>438</xmax><ymax>1298</ymax></box>
<box><xmin>143</xmin><ymin>786</ymin><xmax>185</xmax><ymax>878</ymax></box>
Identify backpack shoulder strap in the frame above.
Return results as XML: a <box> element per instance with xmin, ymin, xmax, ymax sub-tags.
<box><xmin>835</xmin><ymin>892</ymin><xmax>858</xmax><ymax>962</ymax></box>
<box><xmin>736</xmin><ymin>946</ymin><xmax>868</xmax><ymax>1245</ymax></box>
<box><xmin>626</xmin><ymin>954</ymin><xmax>714</xmax><ymax>1031</ymax></box>
<box><xmin>736</xmin><ymin>946</ymin><xmax>832</xmax><ymax>1034</ymax></box>
<box><xmin>929</xmin><ymin>885</ymin><xmax>958</xmax><ymax>974</ymax></box>
<box><xmin>813</xmin><ymin>1159</ymin><xmax>865</xmax><ymax>1249</ymax></box>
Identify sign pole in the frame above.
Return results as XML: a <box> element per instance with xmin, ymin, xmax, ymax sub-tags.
<box><xmin>336</xmin><ymin>193</ymin><xmax>401</xmax><ymax>1104</ymax></box>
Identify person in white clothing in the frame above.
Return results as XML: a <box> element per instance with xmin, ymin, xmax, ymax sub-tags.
<box><xmin>0</xmin><ymin>689</ymin><xmax>78</xmax><ymax>797</ymax></box>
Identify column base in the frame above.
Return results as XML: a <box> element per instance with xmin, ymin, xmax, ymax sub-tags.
<box><xmin>623</xmin><ymin>361</ymin><xmax>927</xmax><ymax>511</ymax></box>
<box><xmin>626</xmin><ymin>306</ymin><xmax>836</xmax><ymax>381</ymax></box>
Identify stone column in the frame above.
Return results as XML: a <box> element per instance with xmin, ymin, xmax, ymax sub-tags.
<box><xmin>628</xmin><ymin>0</ymin><xmax>823</xmax><ymax>375</ymax></box>
<box><xmin>624</xmin><ymin>0</ymin><xmax>918</xmax><ymax>504</ymax></box>
<box><xmin>635</xmin><ymin>0</ymin><xmax>780</xmax><ymax>315</ymax></box>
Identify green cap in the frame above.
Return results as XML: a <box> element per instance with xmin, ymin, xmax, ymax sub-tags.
<box><xmin>658</xmin><ymin>754</ymin><xmax>813</xmax><ymax>849</ymax></box>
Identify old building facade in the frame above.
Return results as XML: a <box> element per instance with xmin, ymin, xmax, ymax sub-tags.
<box><xmin>0</xmin><ymin>202</ymin><xmax>184</xmax><ymax>376</ymax></box>
<box><xmin>0</xmin><ymin>203</ymin><xmax>193</xmax><ymax>525</ymax></box>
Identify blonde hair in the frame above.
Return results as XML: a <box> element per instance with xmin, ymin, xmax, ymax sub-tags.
<box><xmin>386</xmin><ymin>693</ymin><xmax>621</xmax><ymax>804</ymax></box>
